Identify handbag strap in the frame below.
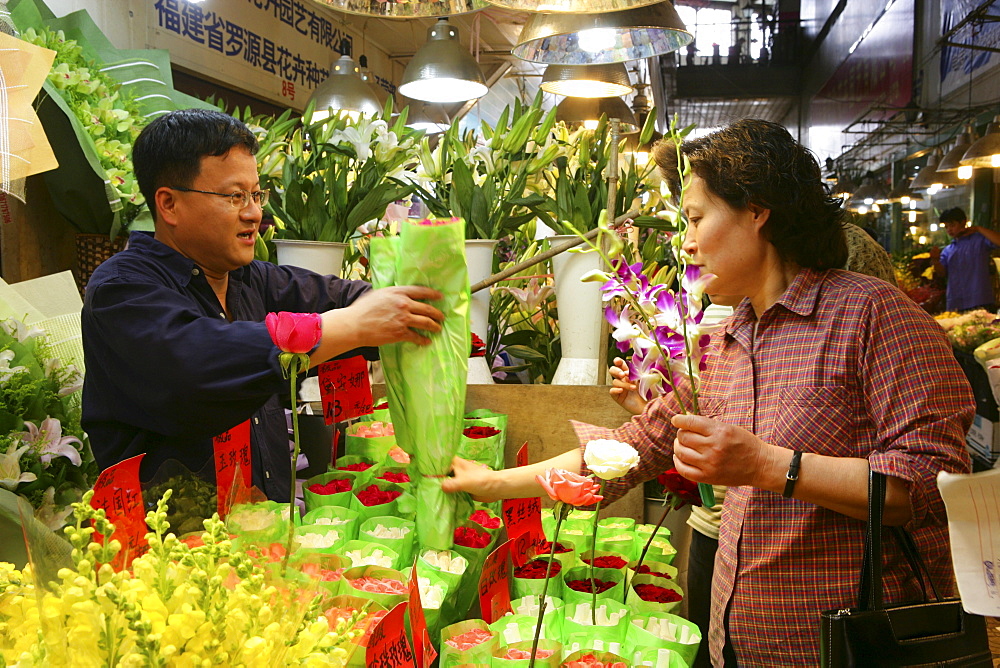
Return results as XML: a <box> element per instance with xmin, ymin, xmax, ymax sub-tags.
<box><xmin>858</xmin><ymin>470</ymin><xmax>942</xmax><ymax>611</ymax></box>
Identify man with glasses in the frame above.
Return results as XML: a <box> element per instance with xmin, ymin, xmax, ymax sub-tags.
<box><xmin>82</xmin><ymin>108</ymin><xmax>444</xmax><ymax>501</ymax></box>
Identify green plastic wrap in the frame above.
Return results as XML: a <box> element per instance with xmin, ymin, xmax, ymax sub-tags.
<box><xmin>561</xmin><ymin>600</ymin><xmax>632</xmax><ymax>650</ymax></box>
<box><xmin>560</xmin><ymin>567</ymin><xmax>624</xmax><ymax>607</ymax></box>
<box><xmin>291</xmin><ymin>524</ymin><xmax>346</xmax><ymax>554</ymax></box>
<box><xmin>301</xmin><ymin>505</ymin><xmax>361</xmax><ymax>542</ymax></box>
<box><xmin>625</xmin><ymin>612</ymin><xmax>701</xmax><ymax>666</ymax></box>
<box><xmin>342</xmin><ymin>565</ymin><xmax>408</xmax><ymax>609</ymax></box>
<box><xmin>340</xmin><ymin>539</ymin><xmax>401</xmax><ymax>571</ymax></box>
<box><xmin>460</xmin><ymin>418</ymin><xmax>505</xmax><ymax>470</ymax></box>
<box><xmin>303</xmin><ymin>471</ymin><xmax>357</xmax><ymax>512</ymax></box>
<box><xmin>345</xmin><ymin>422</ymin><xmax>397</xmax><ymax>461</ymax></box>
<box><xmin>371</xmin><ymin>217</ymin><xmax>470</xmax><ymax>550</ymax></box>
<box><xmin>440</xmin><ymin>619</ymin><xmax>498</xmax><ymax>668</ymax></box>
<box><xmin>512</xmin><ymin>558</ymin><xmax>564</xmax><ymax>601</ymax></box>
<box><xmin>630</xmin><ymin>647</ymin><xmax>687</xmax><ymax>667</ymax></box>
<box><xmin>629</xmin><ymin>575</ymin><xmax>684</xmax><ymax>616</ymax></box>
<box><xmin>560</xmin><ymin>650</ymin><xmax>631</xmax><ymax>666</ymax></box>
<box><xmin>490</xmin><ymin>639</ymin><xmax>562</xmax><ymax>667</ymax></box>
<box><xmin>358</xmin><ymin>515</ymin><xmax>416</xmax><ymax>565</ymax></box>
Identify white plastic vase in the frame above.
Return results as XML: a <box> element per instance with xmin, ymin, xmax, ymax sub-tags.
<box><xmin>273</xmin><ymin>239</ymin><xmax>348</xmax><ymax>276</ymax></box>
<box><xmin>466</xmin><ymin>239</ymin><xmax>499</xmax><ymax>384</ymax></box>
<box><xmin>549</xmin><ymin>234</ymin><xmax>603</xmax><ymax>385</ymax></box>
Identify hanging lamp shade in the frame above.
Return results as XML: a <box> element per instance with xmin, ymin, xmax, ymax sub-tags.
<box><xmin>405</xmin><ymin>102</ymin><xmax>451</xmax><ymax>134</ymax></box>
<box><xmin>399</xmin><ymin>19</ymin><xmax>488</xmax><ymax>103</ymax></box>
<box><xmin>318</xmin><ymin>0</ymin><xmax>487</xmax><ymax>19</ymax></box>
<box><xmin>960</xmin><ymin>115</ymin><xmax>1000</xmax><ymax>168</ymax></box>
<box><xmin>540</xmin><ymin>63</ymin><xmax>633</xmax><ymax>97</ymax></box>
<box><xmin>623</xmin><ymin>128</ymin><xmax>663</xmax><ymax>165</ymax></box>
<box><xmin>483</xmin><ymin>0</ymin><xmax>661</xmax><ymax>15</ymax></box>
<box><xmin>833</xmin><ymin>175</ymin><xmax>857</xmax><ymax>200</ymax></box>
<box><xmin>911</xmin><ymin>149</ymin><xmax>963</xmax><ymax>190</ymax></box>
<box><xmin>513</xmin><ymin>2</ymin><xmax>692</xmax><ymax>64</ymax></box>
<box><xmin>886</xmin><ymin>177</ymin><xmax>923</xmax><ymax>203</ymax></box>
<box><xmin>555</xmin><ymin>96</ymin><xmax>640</xmax><ymax>133</ymax></box>
<box><xmin>938</xmin><ymin>126</ymin><xmax>976</xmax><ymax>172</ymax></box>
<box><xmin>822</xmin><ymin>157</ymin><xmax>838</xmax><ymax>184</ymax></box>
<box><xmin>307</xmin><ymin>55</ymin><xmax>381</xmax><ymax>122</ymax></box>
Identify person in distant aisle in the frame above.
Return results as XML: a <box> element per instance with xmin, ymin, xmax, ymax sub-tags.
<box><xmin>82</xmin><ymin>109</ymin><xmax>444</xmax><ymax>501</ymax></box>
<box><xmin>936</xmin><ymin>207</ymin><xmax>1000</xmax><ymax>312</ymax></box>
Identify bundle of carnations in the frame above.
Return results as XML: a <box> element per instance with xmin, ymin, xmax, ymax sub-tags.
<box><xmin>370</xmin><ymin>217</ymin><xmax>470</xmax><ymax>550</ymax></box>
<box><xmin>0</xmin><ymin>491</ymin><xmax>365</xmax><ymax>666</ymax></box>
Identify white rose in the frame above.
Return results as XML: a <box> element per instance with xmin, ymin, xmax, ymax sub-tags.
<box><xmin>584</xmin><ymin>439</ymin><xmax>639</xmax><ymax>480</ymax></box>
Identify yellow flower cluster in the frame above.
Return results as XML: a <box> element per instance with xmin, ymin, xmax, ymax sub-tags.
<box><xmin>0</xmin><ymin>491</ymin><xmax>364</xmax><ymax>666</ymax></box>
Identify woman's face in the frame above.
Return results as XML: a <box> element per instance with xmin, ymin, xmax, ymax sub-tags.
<box><xmin>681</xmin><ymin>174</ymin><xmax>769</xmax><ymax>301</ymax></box>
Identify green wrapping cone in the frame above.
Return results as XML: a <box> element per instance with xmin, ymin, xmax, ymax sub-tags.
<box><xmin>341</xmin><ymin>565</ymin><xmax>408</xmax><ymax>609</ymax></box>
<box><xmin>345</xmin><ymin>422</ymin><xmax>397</xmax><ymax>461</ymax></box>
<box><xmin>561</xmin><ymin>650</ymin><xmax>631</xmax><ymax>666</ymax></box>
<box><xmin>303</xmin><ymin>471</ymin><xmax>358</xmax><ymax>512</ymax></box>
<box><xmin>301</xmin><ymin>505</ymin><xmax>361</xmax><ymax>542</ymax></box>
<box><xmin>340</xmin><ymin>539</ymin><xmax>401</xmax><ymax>571</ymax></box>
<box><xmin>560</xmin><ymin>567</ymin><xmax>624</xmax><ymax>607</ymax></box>
<box><xmin>371</xmin><ymin>217</ymin><xmax>470</xmax><ymax>550</ymax></box>
<box><xmin>460</xmin><ymin>418</ymin><xmax>505</xmax><ymax>470</ymax></box>
<box><xmin>491</xmin><ymin>639</ymin><xmax>562</xmax><ymax>666</ymax></box>
<box><xmin>626</xmin><ymin>612</ymin><xmax>702</xmax><ymax>666</ymax></box>
<box><xmin>439</xmin><ymin>619</ymin><xmax>498</xmax><ymax>668</ymax></box>
<box><xmin>630</xmin><ymin>647</ymin><xmax>688</xmax><ymax>667</ymax></box>
<box><xmin>358</xmin><ymin>515</ymin><xmax>416</xmax><ymax>565</ymax></box>
<box><xmin>562</xmin><ymin>600</ymin><xmax>631</xmax><ymax>650</ymax></box>
<box><xmin>629</xmin><ymin>574</ymin><xmax>684</xmax><ymax>616</ymax></box>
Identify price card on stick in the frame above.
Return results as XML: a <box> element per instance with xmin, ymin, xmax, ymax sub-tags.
<box><xmin>319</xmin><ymin>355</ymin><xmax>374</xmax><ymax>424</ymax></box>
<box><xmin>478</xmin><ymin>539</ymin><xmax>513</xmax><ymax>624</ymax></box>
<box><xmin>502</xmin><ymin>442</ymin><xmax>543</xmax><ymax>539</ymax></box>
<box><xmin>90</xmin><ymin>454</ymin><xmax>147</xmax><ymax>568</ymax></box>
<box><xmin>213</xmin><ymin>419</ymin><xmax>251</xmax><ymax>518</ymax></box>
<box><xmin>408</xmin><ymin>562</ymin><xmax>438</xmax><ymax>668</ymax></box>
<box><xmin>366</xmin><ymin>602</ymin><xmax>415</xmax><ymax>668</ymax></box>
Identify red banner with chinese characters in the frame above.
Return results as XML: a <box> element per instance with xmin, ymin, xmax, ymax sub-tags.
<box><xmin>408</xmin><ymin>562</ymin><xmax>438</xmax><ymax>667</ymax></box>
<box><xmin>319</xmin><ymin>355</ymin><xmax>373</xmax><ymax>424</ymax></box>
<box><xmin>214</xmin><ymin>420</ymin><xmax>252</xmax><ymax>518</ymax></box>
<box><xmin>502</xmin><ymin>442</ymin><xmax>543</xmax><ymax>540</ymax></box>
<box><xmin>90</xmin><ymin>454</ymin><xmax>147</xmax><ymax>568</ymax></box>
<box><xmin>366</xmin><ymin>602</ymin><xmax>415</xmax><ymax>668</ymax></box>
<box><xmin>478</xmin><ymin>539</ymin><xmax>513</xmax><ymax>624</ymax></box>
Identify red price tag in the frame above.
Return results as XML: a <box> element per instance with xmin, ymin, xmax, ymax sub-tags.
<box><xmin>478</xmin><ymin>539</ymin><xmax>512</xmax><ymax>624</ymax></box>
<box><xmin>214</xmin><ymin>420</ymin><xmax>252</xmax><ymax>518</ymax></box>
<box><xmin>408</xmin><ymin>563</ymin><xmax>438</xmax><ymax>668</ymax></box>
<box><xmin>512</xmin><ymin>530</ymin><xmax>545</xmax><ymax>569</ymax></box>
<box><xmin>503</xmin><ymin>442</ymin><xmax>542</xmax><ymax>539</ymax></box>
<box><xmin>319</xmin><ymin>356</ymin><xmax>373</xmax><ymax>425</ymax></box>
<box><xmin>90</xmin><ymin>454</ymin><xmax>147</xmax><ymax>568</ymax></box>
<box><xmin>366</xmin><ymin>602</ymin><xmax>415</xmax><ymax>668</ymax></box>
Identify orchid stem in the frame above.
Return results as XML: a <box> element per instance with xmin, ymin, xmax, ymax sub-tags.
<box><xmin>625</xmin><ymin>500</ymin><xmax>673</xmax><ymax>604</ymax></box>
<box><xmin>529</xmin><ymin>506</ymin><xmax>565</xmax><ymax>668</ymax></box>
<box><xmin>282</xmin><ymin>357</ymin><xmax>303</xmax><ymax>574</ymax></box>
<box><xmin>589</xmin><ymin>481</ymin><xmax>606</xmax><ymax>625</ymax></box>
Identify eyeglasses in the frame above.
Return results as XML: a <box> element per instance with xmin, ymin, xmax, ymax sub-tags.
<box><xmin>169</xmin><ymin>186</ymin><xmax>269</xmax><ymax>209</ymax></box>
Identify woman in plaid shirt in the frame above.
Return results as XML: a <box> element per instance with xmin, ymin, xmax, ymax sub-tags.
<box><xmin>445</xmin><ymin>119</ymin><xmax>974</xmax><ymax>665</ymax></box>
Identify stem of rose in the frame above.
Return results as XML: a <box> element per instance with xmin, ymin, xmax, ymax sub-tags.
<box><xmin>282</xmin><ymin>357</ymin><xmax>303</xmax><ymax>573</ymax></box>
<box><xmin>624</xmin><ymin>498</ymin><xmax>673</xmax><ymax>604</ymax></box>
<box><xmin>589</xmin><ymin>481</ymin><xmax>606</xmax><ymax>625</ymax></box>
<box><xmin>529</xmin><ymin>507</ymin><xmax>566</xmax><ymax>668</ymax></box>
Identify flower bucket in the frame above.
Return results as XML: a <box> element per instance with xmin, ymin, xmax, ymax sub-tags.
<box><xmin>634</xmin><ymin>533</ymin><xmax>676</xmax><ymax>564</ymax></box>
<box><xmin>492</xmin><ymin>595</ymin><xmax>565</xmax><ymax>644</ymax></box>
<box><xmin>630</xmin><ymin>647</ymin><xmax>688</xmax><ymax>667</ymax></box>
<box><xmin>512</xmin><ymin>557</ymin><xmax>563</xmax><ymax>600</ymax></box>
<box><xmin>439</xmin><ymin>619</ymin><xmax>497</xmax><ymax>668</ymax></box>
<box><xmin>334</xmin><ymin>455</ymin><xmax>377</xmax><ymax>483</ymax></box>
<box><xmin>466</xmin><ymin>239</ymin><xmax>499</xmax><ymax>385</ymax></box>
<box><xmin>345</xmin><ymin>421</ymin><xmax>397</xmax><ymax>462</ymax></box>
<box><xmin>629</xmin><ymin>574</ymin><xmax>684</xmax><ymax>615</ymax></box>
<box><xmin>292</xmin><ymin>524</ymin><xmax>345</xmax><ymax>554</ymax></box>
<box><xmin>371</xmin><ymin>466</ymin><xmax>412</xmax><ymax>490</ymax></box>
<box><xmin>560</xmin><ymin>649</ymin><xmax>631</xmax><ymax>667</ymax></box>
<box><xmin>301</xmin><ymin>505</ymin><xmax>361</xmax><ymax>542</ymax></box>
<box><xmin>459</xmin><ymin>419</ymin><xmax>504</xmax><ymax>470</ymax></box>
<box><xmin>303</xmin><ymin>471</ymin><xmax>357</xmax><ymax>512</ymax></box>
<box><xmin>464</xmin><ymin>408</ymin><xmax>508</xmax><ymax>434</ymax></box>
<box><xmin>626</xmin><ymin>559</ymin><xmax>678</xmax><ymax>583</ymax></box>
<box><xmin>491</xmin><ymin>639</ymin><xmax>562</xmax><ymax>667</ymax></box>
<box><xmin>594</xmin><ymin>534</ymin><xmax>637</xmax><ymax>562</ymax></box>
<box><xmin>549</xmin><ymin>234</ymin><xmax>603</xmax><ymax>385</ymax></box>
<box><xmin>597</xmin><ymin>517</ymin><xmax>636</xmax><ymax>537</ymax></box>
<box><xmin>626</xmin><ymin>612</ymin><xmax>701</xmax><ymax>666</ymax></box>
<box><xmin>561</xmin><ymin>567</ymin><xmax>624</xmax><ymax>606</ymax></box>
<box><xmin>359</xmin><ymin>515</ymin><xmax>416</xmax><ymax>565</ymax></box>
<box><xmin>561</xmin><ymin>600</ymin><xmax>631</xmax><ymax>651</ymax></box>
<box><xmin>350</xmin><ymin>481</ymin><xmax>405</xmax><ymax>523</ymax></box>
<box><xmin>578</xmin><ymin>550</ymin><xmax>629</xmax><ymax>571</ymax></box>
<box><xmin>635</xmin><ymin>523</ymin><xmax>672</xmax><ymax>542</ymax></box>
<box><xmin>273</xmin><ymin>238</ymin><xmax>347</xmax><ymax>276</ymax></box>
<box><xmin>418</xmin><ymin>548</ymin><xmax>469</xmax><ymax>593</ymax></box>
<box><xmin>340</xmin><ymin>539</ymin><xmax>401</xmax><ymax>570</ymax></box>
<box><xmin>342</xmin><ymin>565</ymin><xmax>408</xmax><ymax>609</ymax></box>
<box><xmin>535</xmin><ymin>538</ymin><xmax>577</xmax><ymax>571</ymax></box>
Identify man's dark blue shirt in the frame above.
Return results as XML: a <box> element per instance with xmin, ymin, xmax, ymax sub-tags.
<box><xmin>81</xmin><ymin>232</ymin><xmax>371</xmax><ymax>501</ymax></box>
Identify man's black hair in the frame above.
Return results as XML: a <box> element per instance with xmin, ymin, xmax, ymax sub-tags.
<box><xmin>133</xmin><ymin>109</ymin><xmax>259</xmax><ymax>219</ymax></box>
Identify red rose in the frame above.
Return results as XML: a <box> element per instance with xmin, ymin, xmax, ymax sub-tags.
<box><xmin>566</xmin><ymin>578</ymin><xmax>617</xmax><ymax>594</ymax></box>
<box><xmin>633</xmin><ymin>583</ymin><xmax>683</xmax><ymax>603</ymax></box>
<box><xmin>337</xmin><ymin>462</ymin><xmax>373</xmax><ymax>472</ymax></box>
<box><xmin>581</xmin><ymin>555</ymin><xmax>628</xmax><ymax>569</ymax></box>
<box><xmin>469</xmin><ymin>509</ymin><xmax>501</xmax><ymax>529</ymax></box>
<box><xmin>635</xmin><ymin>564</ymin><xmax>672</xmax><ymax>579</ymax></box>
<box><xmin>374</xmin><ymin>401</ymin><xmax>389</xmax><ymax>410</ymax></box>
<box><xmin>513</xmin><ymin>558</ymin><xmax>562</xmax><ymax>579</ymax></box>
<box><xmin>355</xmin><ymin>485</ymin><xmax>402</xmax><ymax>507</ymax></box>
<box><xmin>378</xmin><ymin>472</ymin><xmax>411</xmax><ymax>484</ymax></box>
<box><xmin>537</xmin><ymin>540</ymin><xmax>572</xmax><ymax>554</ymax></box>
<box><xmin>308</xmin><ymin>479</ymin><xmax>353</xmax><ymax>495</ymax></box>
<box><xmin>657</xmin><ymin>468</ymin><xmax>703</xmax><ymax>509</ymax></box>
<box><xmin>535</xmin><ymin>468</ymin><xmax>604</xmax><ymax>506</ymax></box>
<box><xmin>453</xmin><ymin>526</ymin><xmax>491</xmax><ymax>548</ymax></box>
<box><xmin>463</xmin><ymin>425</ymin><xmax>500</xmax><ymax>439</ymax></box>
<box><xmin>264</xmin><ymin>312</ymin><xmax>322</xmax><ymax>354</ymax></box>
<box><xmin>470</xmin><ymin>332</ymin><xmax>486</xmax><ymax>357</ymax></box>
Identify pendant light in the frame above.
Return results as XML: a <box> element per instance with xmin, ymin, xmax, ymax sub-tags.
<box><xmin>833</xmin><ymin>174</ymin><xmax>857</xmax><ymax>201</ymax></box>
<box><xmin>399</xmin><ymin>19</ymin><xmax>487</xmax><ymax>103</ymax></box>
<box><xmin>555</xmin><ymin>95</ymin><xmax>639</xmax><ymax>133</ymax></box>
<box><xmin>911</xmin><ymin>148</ymin><xmax>962</xmax><ymax>191</ymax></box>
<box><xmin>405</xmin><ymin>102</ymin><xmax>451</xmax><ymax>134</ymax></box>
<box><xmin>851</xmin><ymin>172</ymin><xmax>889</xmax><ymax>205</ymax></box>
<box><xmin>320</xmin><ymin>0</ymin><xmax>487</xmax><ymax>18</ymax></box>
<box><xmin>513</xmin><ymin>2</ymin><xmax>692</xmax><ymax>65</ymax></box>
<box><xmin>484</xmin><ymin>0</ymin><xmax>661</xmax><ymax>14</ymax></box>
<box><xmin>960</xmin><ymin>115</ymin><xmax>1000</xmax><ymax>169</ymax></box>
<box><xmin>307</xmin><ymin>54</ymin><xmax>381</xmax><ymax>122</ymax></box>
<box><xmin>540</xmin><ymin>63</ymin><xmax>633</xmax><ymax>98</ymax></box>
<box><xmin>937</xmin><ymin>125</ymin><xmax>976</xmax><ymax>179</ymax></box>
<box><xmin>886</xmin><ymin>176</ymin><xmax>922</xmax><ymax>204</ymax></box>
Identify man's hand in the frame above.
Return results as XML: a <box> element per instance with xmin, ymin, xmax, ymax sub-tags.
<box><xmin>609</xmin><ymin>357</ymin><xmax>648</xmax><ymax>416</ymax></box>
<box><xmin>670</xmin><ymin>413</ymin><xmax>777</xmax><ymax>488</ymax></box>
<box><xmin>340</xmin><ymin>285</ymin><xmax>445</xmax><ymax>347</ymax></box>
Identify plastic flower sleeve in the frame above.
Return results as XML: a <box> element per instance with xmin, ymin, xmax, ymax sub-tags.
<box><xmin>303</xmin><ymin>470</ymin><xmax>357</xmax><ymax>511</ymax></box>
<box><xmin>562</xmin><ymin>600</ymin><xmax>632</xmax><ymax>649</ymax></box>
<box><xmin>341</xmin><ymin>539</ymin><xmax>401</xmax><ymax>570</ymax></box>
<box><xmin>560</xmin><ymin>649</ymin><xmax>631</xmax><ymax>667</ymax></box>
<box><xmin>490</xmin><ymin>599</ymin><xmax>564</xmax><ymax>645</ymax></box>
<box><xmin>345</xmin><ymin>421</ymin><xmax>397</xmax><ymax>461</ymax></box>
<box><xmin>560</xmin><ymin>567</ymin><xmax>625</xmax><ymax>607</ymax></box>
<box><xmin>358</xmin><ymin>515</ymin><xmax>416</xmax><ymax>565</ymax></box>
<box><xmin>370</xmin><ymin>217</ymin><xmax>470</xmax><ymax>550</ymax></box>
<box><xmin>628</xmin><ymin>574</ymin><xmax>684</xmax><ymax>615</ymax></box>
<box><xmin>342</xmin><ymin>565</ymin><xmax>409</xmax><ymax>609</ymax></box>
<box><xmin>491</xmin><ymin>639</ymin><xmax>563</xmax><ymax>667</ymax></box>
<box><xmin>459</xmin><ymin>419</ymin><xmax>505</xmax><ymax>469</ymax></box>
<box><xmin>439</xmin><ymin>619</ymin><xmax>498</xmax><ymax>668</ymax></box>
<box><xmin>625</xmin><ymin>612</ymin><xmax>702</xmax><ymax>666</ymax></box>
<box><xmin>631</xmin><ymin>647</ymin><xmax>688</xmax><ymax>667</ymax></box>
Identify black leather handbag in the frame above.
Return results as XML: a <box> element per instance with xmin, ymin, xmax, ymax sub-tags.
<box><xmin>819</xmin><ymin>471</ymin><xmax>993</xmax><ymax>667</ymax></box>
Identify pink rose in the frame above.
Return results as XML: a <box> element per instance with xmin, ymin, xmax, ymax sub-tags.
<box><xmin>535</xmin><ymin>468</ymin><xmax>604</xmax><ymax>506</ymax></box>
<box><xmin>264</xmin><ymin>312</ymin><xmax>322</xmax><ymax>354</ymax></box>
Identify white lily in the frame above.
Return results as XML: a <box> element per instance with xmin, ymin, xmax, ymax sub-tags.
<box><xmin>0</xmin><ymin>350</ymin><xmax>26</xmax><ymax>383</ymax></box>
<box><xmin>21</xmin><ymin>417</ymin><xmax>82</xmax><ymax>467</ymax></box>
<box><xmin>0</xmin><ymin>318</ymin><xmax>44</xmax><ymax>343</ymax></box>
<box><xmin>0</xmin><ymin>442</ymin><xmax>36</xmax><ymax>490</ymax></box>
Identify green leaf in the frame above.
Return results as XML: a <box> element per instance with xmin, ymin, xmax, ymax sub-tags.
<box><xmin>503</xmin><ymin>344</ymin><xmax>549</xmax><ymax>361</ymax></box>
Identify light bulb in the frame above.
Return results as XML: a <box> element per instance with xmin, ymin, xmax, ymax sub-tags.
<box><xmin>583</xmin><ymin>120</ymin><xmax>599</xmax><ymax>130</ymax></box>
<box><xmin>864</xmin><ymin>197</ymin><xmax>874</xmax><ymax>205</ymax></box>
<box><xmin>909</xmin><ymin>224</ymin><xmax>918</xmax><ymax>234</ymax></box>
<box><xmin>900</xmin><ymin>195</ymin><xmax>911</xmax><ymax>205</ymax></box>
<box><xmin>871</xmin><ymin>203</ymin><xmax>880</xmax><ymax>213</ymax></box>
<box><xmin>930</xmin><ymin>223</ymin><xmax>938</xmax><ymax>232</ymax></box>
<box><xmin>578</xmin><ymin>28</ymin><xmax>616</xmax><ymax>53</ymax></box>
<box><xmin>909</xmin><ymin>211</ymin><xmax>917</xmax><ymax>224</ymax></box>
<box><xmin>926</xmin><ymin>184</ymin><xmax>941</xmax><ymax>195</ymax></box>
<box><xmin>993</xmin><ymin>154</ymin><xmax>1000</xmax><ymax>168</ymax></box>
<box><xmin>858</xmin><ymin>205</ymin><xmax>868</xmax><ymax>214</ymax></box>
<box><xmin>634</xmin><ymin>151</ymin><xmax>650</xmax><ymax>166</ymax></box>
<box><xmin>958</xmin><ymin>165</ymin><xmax>973</xmax><ymax>180</ymax></box>
<box><xmin>918</xmin><ymin>235</ymin><xmax>927</xmax><ymax>244</ymax></box>
<box><xmin>909</xmin><ymin>200</ymin><xmax>917</xmax><ymax>209</ymax></box>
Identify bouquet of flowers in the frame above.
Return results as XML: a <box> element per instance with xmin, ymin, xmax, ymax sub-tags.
<box><xmin>0</xmin><ymin>317</ymin><xmax>95</xmax><ymax>530</ymax></box>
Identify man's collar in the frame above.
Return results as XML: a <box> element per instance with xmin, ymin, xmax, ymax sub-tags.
<box><xmin>127</xmin><ymin>231</ymin><xmax>244</xmax><ymax>287</ymax></box>
<box><xmin>725</xmin><ymin>268</ymin><xmax>826</xmax><ymax>334</ymax></box>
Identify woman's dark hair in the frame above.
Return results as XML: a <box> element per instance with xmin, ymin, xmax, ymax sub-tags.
<box><xmin>133</xmin><ymin>109</ymin><xmax>259</xmax><ymax>219</ymax></box>
<box><xmin>653</xmin><ymin>119</ymin><xmax>848</xmax><ymax>271</ymax></box>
